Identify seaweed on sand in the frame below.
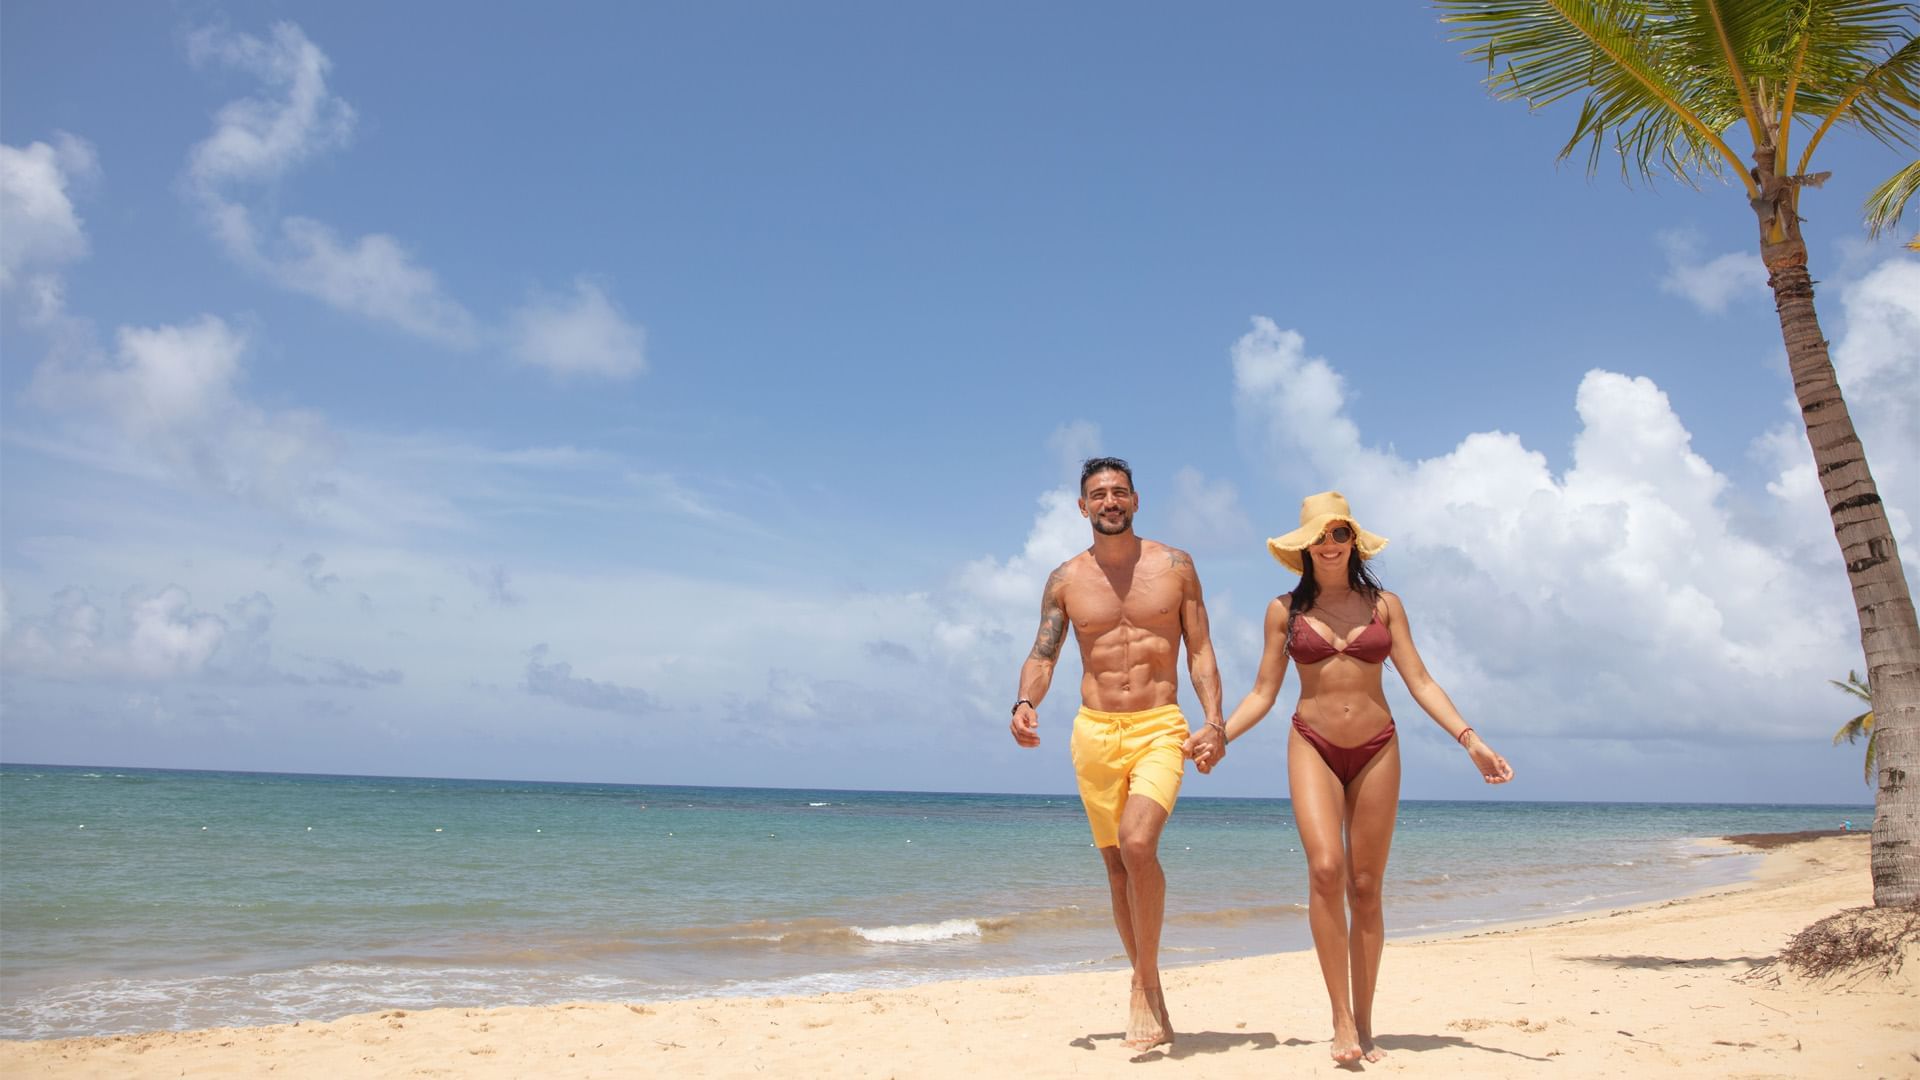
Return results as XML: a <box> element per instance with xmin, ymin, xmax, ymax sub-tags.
<box><xmin>1749</xmin><ymin>904</ymin><xmax>1920</xmax><ymax>987</ymax></box>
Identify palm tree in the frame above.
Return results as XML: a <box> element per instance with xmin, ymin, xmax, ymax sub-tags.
<box><xmin>1833</xmin><ymin>670</ymin><xmax>1878</xmax><ymax>784</ymax></box>
<box><xmin>1437</xmin><ymin>1</ymin><xmax>1920</xmax><ymax>906</ymax></box>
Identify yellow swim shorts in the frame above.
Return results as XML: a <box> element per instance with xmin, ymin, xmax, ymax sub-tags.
<box><xmin>1068</xmin><ymin>704</ymin><xmax>1189</xmax><ymax>848</ymax></box>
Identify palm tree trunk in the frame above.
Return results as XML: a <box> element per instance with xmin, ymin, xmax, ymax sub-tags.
<box><xmin>1761</xmin><ymin>229</ymin><xmax>1920</xmax><ymax>906</ymax></box>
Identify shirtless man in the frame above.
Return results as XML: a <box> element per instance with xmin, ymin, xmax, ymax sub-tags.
<box><xmin>1008</xmin><ymin>457</ymin><xmax>1228</xmax><ymax>1051</ymax></box>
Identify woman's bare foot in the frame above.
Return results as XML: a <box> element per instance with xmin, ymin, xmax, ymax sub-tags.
<box><xmin>1122</xmin><ymin>985</ymin><xmax>1170</xmax><ymax>1050</ymax></box>
<box><xmin>1357</xmin><ymin>1020</ymin><xmax>1385</xmax><ymax>1062</ymax></box>
<box><xmin>1151</xmin><ymin>987</ymin><xmax>1174</xmax><ymax>1047</ymax></box>
<box><xmin>1330</xmin><ymin>1018</ymin><xmax>1363</xmax><ymax>1064</ymax></box>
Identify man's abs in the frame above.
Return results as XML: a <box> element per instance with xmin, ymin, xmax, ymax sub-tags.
<box><xmin>1076</xmin><ymin>626</ymin><xmax>1180</xmax><ymax>712</ymax></box>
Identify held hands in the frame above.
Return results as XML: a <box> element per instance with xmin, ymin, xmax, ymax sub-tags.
<box><xmin>1184</xmin><ymin>723</ymin><xmax>1227</xmax><ymax>774</ymax></box>
<box><xmin>1010</xmin><ymin>701</ymin><xmax>1041</xmax><ymax>748</ymax></box>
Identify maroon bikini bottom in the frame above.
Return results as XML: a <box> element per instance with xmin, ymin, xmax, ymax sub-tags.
<box><xmin>1292</xmin><ymin>714</ymin><xmax>1396</xmax><ymax>786</ymax></box>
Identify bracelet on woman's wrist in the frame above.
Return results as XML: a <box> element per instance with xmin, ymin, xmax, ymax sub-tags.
<box><xmin>1457</xmin><ymin>726</ymin><xmax>1477</xmax><ymax>748</ymax></box>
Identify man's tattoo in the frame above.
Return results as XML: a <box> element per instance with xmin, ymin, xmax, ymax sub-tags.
<box><xmin>1031</xmin><ymin>606</ymin><xmax>1067</xmax><ymax>660</ymax></box>
<box><xmin>1168</xmin><ymin>550</ymin><xmax>1192</xmax><ymax>570</ymax></box>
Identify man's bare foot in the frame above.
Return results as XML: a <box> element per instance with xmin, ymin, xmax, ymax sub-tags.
<box><xmin>1123</xmin><ymin>986</ymin><xmax>1170</xmax><ymax>1050</ymax></box>
<box><xmin>1330</xmin><ymin>1018</ymin><xmax>1363</xmax><ymax>1064</ymax></box>
<box><xmin>1150</xmin><ymin>986</ymin><xmax>1174</xmax><ymax>1047</ymax></box>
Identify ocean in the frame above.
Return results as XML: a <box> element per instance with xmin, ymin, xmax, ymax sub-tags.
<box><xmin>0</xmin><ymin>764</ymin><xmax>1870</xmax><ymax>1040</ymax></box>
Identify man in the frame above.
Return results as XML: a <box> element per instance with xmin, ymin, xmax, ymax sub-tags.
<box><xmin>1008</xmin><ymin>456</ymin><xmax>1228</xmax><ymax>1051</ymax></box>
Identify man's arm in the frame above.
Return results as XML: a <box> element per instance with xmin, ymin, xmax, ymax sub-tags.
<box><xmin>1172</xmin><ymin>549</ymin><xmax>1228</xmax><ymax>770</ymax></box>
<box><xmin>1010</xmin><ymin>566</ymin><xmax>1068</xmax><ymax>748</ymax></box>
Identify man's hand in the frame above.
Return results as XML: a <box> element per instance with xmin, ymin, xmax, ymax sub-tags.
<box><xmin>1185</xmin><ymin>722</ymin><xmax>1226</xmax><ymax>773</ymax></box>
<box><xmin>1010</xmin><ymin>702</ymin><xmax>1041</xmax><ymax>748</ymax></box>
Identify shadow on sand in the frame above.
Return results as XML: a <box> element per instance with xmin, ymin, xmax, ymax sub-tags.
<box><xmin>1071</xmin><ymin>1027</ymin><xmax>1559</xmax><ymax>1066</ymax></box>
<box><xmin>1567</xmin><ymin>953</ymin><xmax>1773</xmax><ymax>969</ymax></box>
<box><xmin>1071</xmin><ymin>1029</ymin><xmax>1281</xmax><ymax>1062</ymax></box>
<box><xmin>1369</xmin><ymin>1032</ymin><xmax>1556</xmax><ymax>1062</ymax></box>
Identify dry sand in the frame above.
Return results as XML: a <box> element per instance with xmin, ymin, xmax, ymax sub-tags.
<box><xmin>5</xmin><ymin>834</ymin><xmax>1913</xmax><ymax>1078</ymax></box>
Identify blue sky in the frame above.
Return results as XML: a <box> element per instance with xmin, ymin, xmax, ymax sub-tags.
<box><xmin>2</xmin><ymin>3</ymin><xmax>1914</xmax><ymax>803</ymax></box>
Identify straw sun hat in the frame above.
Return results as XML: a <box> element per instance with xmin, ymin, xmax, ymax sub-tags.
<box><xmin>1265</xmin><ymin>491</ymin><xmax>1389</xmax><ymax>574</ymax></box>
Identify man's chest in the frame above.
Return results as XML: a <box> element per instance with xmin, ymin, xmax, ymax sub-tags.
<box><xmin>1066</xmin><ymin>574</ymin><xmax>1182</xmax><ymax>635</ymax></box>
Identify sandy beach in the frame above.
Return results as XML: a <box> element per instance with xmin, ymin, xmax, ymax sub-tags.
<box><xmin>4</xmin><ymin>833</ymin><xmax>1911</xmax><ymax>1078</ymax></box>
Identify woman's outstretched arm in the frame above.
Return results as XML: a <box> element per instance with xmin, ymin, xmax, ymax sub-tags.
<box><xmin>1380</xmin><ymin>590</ymin><xmax>1513</xmax><ymax>784</ymax></box>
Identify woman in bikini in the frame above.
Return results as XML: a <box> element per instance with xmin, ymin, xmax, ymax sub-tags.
<box><xmin>1216</xmin><ymin>491</ymin><xmax>1513</xmax><ymax>1065</ymax></box>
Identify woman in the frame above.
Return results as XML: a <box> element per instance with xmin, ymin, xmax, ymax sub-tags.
<box><xmin>1218</xmin><ymin>491</ymin><xmax>1512</xmax><ymax>1064</ymax></box>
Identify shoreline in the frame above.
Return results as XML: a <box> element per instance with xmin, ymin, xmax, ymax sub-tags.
<box><xmin>5</xmin><ymin>832</ymin><xmax>1910</xmax><ymax>1078</ymax></box>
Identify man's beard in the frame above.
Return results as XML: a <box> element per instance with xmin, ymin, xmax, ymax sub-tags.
<box><xmin>1092</xmin><ymin>512</ymin><xmax>1133</xmax><ymax>536</ymax></box>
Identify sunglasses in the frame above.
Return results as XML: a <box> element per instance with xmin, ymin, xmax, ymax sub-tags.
<box><xmin>1315</xmin><ymin>525</ymin><xmax>1355</xmax><ymax>545</ymax></box>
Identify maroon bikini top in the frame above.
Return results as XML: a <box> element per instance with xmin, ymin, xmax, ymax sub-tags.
<box><xmin>1287</xmin><ymin>610</ymin><xmax>1392</xmax><ymax>665</ymax></box>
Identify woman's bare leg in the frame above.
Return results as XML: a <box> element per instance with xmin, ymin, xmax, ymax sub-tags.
<box><xmin>1289</xmin><ymin>729</ymin><xmax>1362</xmax><ymax>1064</ymax></box>
<box><xmin>1344</xmin><ymin>740</ymin><xmax>1400</xmax><ymax>1062</ymax></box>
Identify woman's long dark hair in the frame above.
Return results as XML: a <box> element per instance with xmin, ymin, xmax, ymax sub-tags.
<box><xmin>1284</xmin><ymin>546</ymin><xmax>1385</xmax><ymax>650</ymax></box>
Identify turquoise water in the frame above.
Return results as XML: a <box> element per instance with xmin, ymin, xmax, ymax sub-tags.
<box><xmin>0</xmin><ymin>764</ymin><xmax>1869</xmax><ymax>1039</ymax></box>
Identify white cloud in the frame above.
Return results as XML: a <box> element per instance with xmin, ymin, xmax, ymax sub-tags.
<box><xmin>183</xmin><ymin>23</ymin><xmax>475</xmax><ymax>346</ymax></box>
<box><xmin>4</xmin><ymin>586</ymin><xmax>225</xmax><ymax>680</ymax></box>
<box><xmin>185</xmin><ymin>23</ymin><xmax>354</xmax><ymax>187</ymax></box>
<box><xmin>0</xmin><ymin>134</ymin><xmax>98</xmax><ymax>292</ymax></box>
<box><xmin>264</xmin><ymin>218</ymin><xmax>478</xmax><ymax>345</ymax></box>
<box><xmin>1166</xmin><ymin>466</ymin><xmax>1253</xmax><ymax>553</ymax></box>
<box><xmin>1658</xmin><ymin>231</ymin><xmax>1767</xmax><ymax>314</ymax></box>
<box><xmin>508</xmin><ymin>279</ymin><xmax>647</xmax><ymax>379</ymax></box>
<box><xmin>1228</xmin><ymin>317</ymin><xmax>1884</xmax><ymax>741</ymax></box>
<box><xmin>1231</xmin><ymin>318</ymin><xmax>1388</xmax><ymax>493</ymax></box>
<box><xmin>26</xmin><ymin>314</ymin><xmax>339</xmax><ymax>507</ymax></box>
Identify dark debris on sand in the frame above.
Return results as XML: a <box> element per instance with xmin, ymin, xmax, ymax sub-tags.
<box><xmin>1751</xmin><ymin>904</ymin><xmax>1920</xmax><ymax>986</ymax></box>
<box><xmin>1721</xmin><ymin>829</ymin><xmax>1868</xmax><ymax>851</ymax></box>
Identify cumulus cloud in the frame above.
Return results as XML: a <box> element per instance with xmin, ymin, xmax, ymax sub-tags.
<box><xmin>0</xmin><ymin>134</ymin><xmax>98</xmax><ymax>293</ymax></box>
<box><xmin>27</xmin><ymin>314</ymin><xmax>338</xmax><ymax>506</ymax></box>
<box><xmin>925</xmin><ymin>484</ymin><xmax>1092</xmax><ymax>719</ymax></box>
<box><xmin>508</xmin><ymin>279</ymin><xmax>647</xmax><ymax>379</ymax></box>
<box><xmin>183</xmin><ymin>23</ymin><xmax>475</xmax><ymax>345</ymax></box>
<box><xmin>526</xmin><ymin>644</ymin><xmax>657</xmax><ymax>714</ymax></box>
<box><xmin>1226</xmin><ymin>315</ymin><xmax>1887</xmax><ymax>741</ymax></box>
<box><xmin>1658</xmin><ymin>231</ymin><xmax>1767</xmax><ymax>314</ymax></box>
<box><xmin>3</xmin><ymin>586</ymin><xmax>226</xmax><ymax>680</ymax></box>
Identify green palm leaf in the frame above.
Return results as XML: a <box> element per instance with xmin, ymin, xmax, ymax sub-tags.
<box><xmin>1439</xmin><ymin>1</ymin><xmax>1920</xmax><ymax>190</ymax></box>
<box><xmin>1862</xmin><ymin>156</ymin><xmax>1920</xmax><ymax>244</ymax></box>
<box><xmin>1829</xmin><ymin>670</ymin><xmax>1878</xmax><ymax>783</ymax></box>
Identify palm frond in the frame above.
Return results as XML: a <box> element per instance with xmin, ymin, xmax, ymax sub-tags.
<box><xmin>1863</xmin><ymin>156</ymin><xmax>1920</xmax><ymax>236</ymax></box>
<box><xmin>1794</xmin><ymin>21</ymin><xmax>1920</xmax><ymax>171</ymax></box>
<box><xmin>1833</xmin><ymin>711</ymin><xmax>1876</xmax><ymax>743</ymax></box>
<box><xmin>1439</xmin><ymin>1</ymin><xmax>1753</xmax><ymax>186</ymax></box>
<box><xmin>1827</xmin><ymin>668</ymin><xmax>1879</xmax><ymax>783</ymax></box>
<box><xmin>1829</xmin><ymin>669</ymin><xmax>1874</xmax><ymax>700</ymax></box>
<box><xmin>1439</xmin><ymin>1</ymin><xmax>1920</xmax><ymax>190</ymax></box>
